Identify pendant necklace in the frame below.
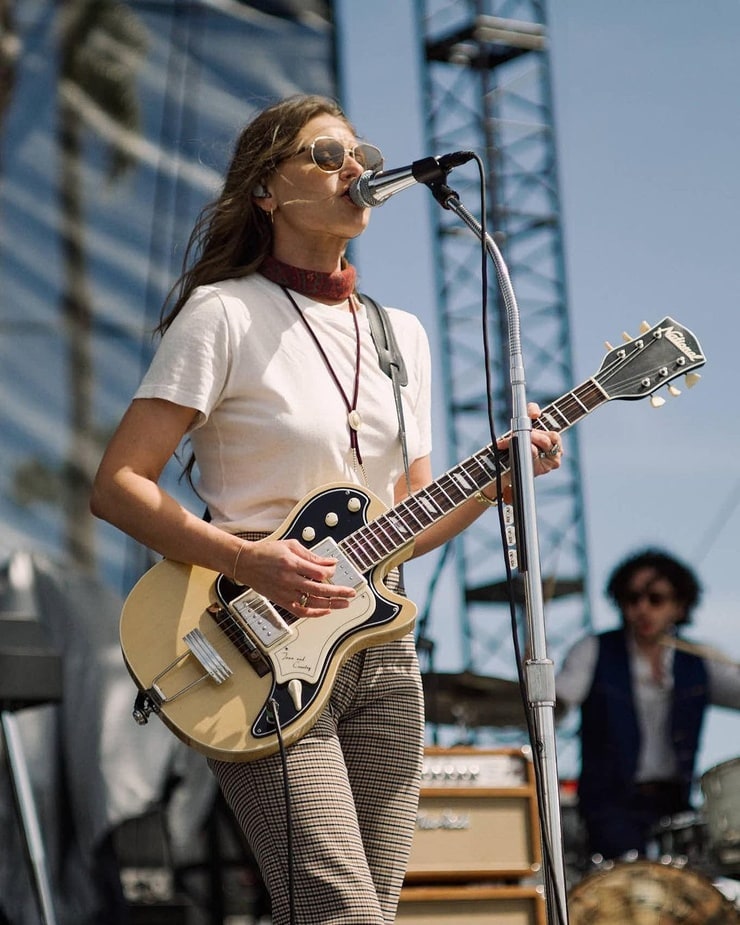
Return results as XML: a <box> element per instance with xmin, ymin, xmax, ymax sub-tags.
<box><xmin>282</xmin><ymin>286</ymin><xmax>368</xmax><ymax>484</ymax></box>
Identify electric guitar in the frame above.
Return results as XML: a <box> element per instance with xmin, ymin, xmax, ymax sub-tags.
<box><xmin>120</xmin><ymin>316</ymin><xmax>705</xmax><ymax>762</ymax></box>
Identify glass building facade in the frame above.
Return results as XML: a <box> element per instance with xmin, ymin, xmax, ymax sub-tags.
<box><xmin>0</xmin><ymin>0</ymin><xmax>337</xmax><ymax>596</ymax></box>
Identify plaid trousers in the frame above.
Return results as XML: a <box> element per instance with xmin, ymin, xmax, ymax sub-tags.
<box><xmin>209</xmin><ymin>632</ymin><xmax>424</xmax><ymax>925</ymax></box>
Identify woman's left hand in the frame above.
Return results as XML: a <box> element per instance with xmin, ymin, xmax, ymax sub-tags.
<box><xmin>529</xmin><ymin>407</ymin><xmax>564</xmax><ymax>477</ymax></box>
<box><xmin>495</xmin><ymin>403</ymin><xmax>563</xmax><ymax>502</ymax></box>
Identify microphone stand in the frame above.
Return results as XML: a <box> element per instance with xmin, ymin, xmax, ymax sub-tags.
<box><xmin>425</xmin><ymin>180</ymin><xmax>569</xmax><ymax>925</ymax></box>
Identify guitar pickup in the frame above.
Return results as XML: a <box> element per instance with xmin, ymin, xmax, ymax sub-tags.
<box><xmin>310</xmin><ymin>538</ymin><xmax>367</xmax><ymax>591</ymax></box>
<box><xmin>228</xmin><ymin>588</ymin><xmax>295</xmax><ymax>649</ymax></box>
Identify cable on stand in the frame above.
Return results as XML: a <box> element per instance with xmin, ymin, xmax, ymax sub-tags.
<box><xmin>423</xmin><ymin>172</ymin><xmax>570</xmax><ymax>925</ymax></box>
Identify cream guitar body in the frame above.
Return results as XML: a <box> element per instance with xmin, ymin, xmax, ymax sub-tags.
<box><xmin>121</xmin><ymin>484</ymin><xmax>414</xmax><ymax>762</ymax></box>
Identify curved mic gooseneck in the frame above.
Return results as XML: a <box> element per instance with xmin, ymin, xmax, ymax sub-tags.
<box><xmin>407</xmin><ymin>165</ymin><xmax>571</xmax><ymax>924</ymax></box>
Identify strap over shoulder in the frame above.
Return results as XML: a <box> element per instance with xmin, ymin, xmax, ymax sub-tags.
<box><xmin>357</xmin><ymin>291</ymin><xmax>411</xmax><ymax>493</ymax></box>
<box><xmin>358</xmin><ymin>292</ymin><xmax>408</xmax><ymax>387</ymax></box>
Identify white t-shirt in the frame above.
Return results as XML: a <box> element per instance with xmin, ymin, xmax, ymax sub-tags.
<box><xmin>135</xmin><ymin>274</ymin><xmax>432</xmax><ymax>534</ymax></box>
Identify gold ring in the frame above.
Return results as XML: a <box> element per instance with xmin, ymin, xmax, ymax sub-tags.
<box><xmin>299</xmin><ymin>592</ymin><xmax>309</xmax><ymax>607</ymax></box>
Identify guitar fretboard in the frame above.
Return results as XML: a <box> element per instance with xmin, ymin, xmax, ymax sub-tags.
<box><xmin>340</xmin><ymin>376</ymin><xmax>608</xmax><ymax>574</ymax></box>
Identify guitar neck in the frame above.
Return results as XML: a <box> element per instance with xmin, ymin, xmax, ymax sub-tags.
<box><xmin>341</xmin><ymin>375</ymin><xmax>608</xmax><ymax>573</ymax></box>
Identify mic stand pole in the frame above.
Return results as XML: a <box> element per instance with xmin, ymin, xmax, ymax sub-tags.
<box><xmin>426</xmin><ymin>181</ymin><xmax>569</xmax><ymax>925</ymax></box>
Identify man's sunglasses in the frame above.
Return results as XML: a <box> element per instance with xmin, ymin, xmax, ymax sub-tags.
<box><xmin>292</xmin><ymin>136</ymin><xmax>384</xmax><ymax>174</ymax></box>
<box><xmin>621</xmin><ymin>590</ymin><xmax>674</xmax><ymax>607</ymax></box>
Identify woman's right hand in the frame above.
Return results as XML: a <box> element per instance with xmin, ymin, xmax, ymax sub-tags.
<box><xmin>235</xmin><ymin>538</ymin><xmax>357</xmax><ymax>617</ymax></box>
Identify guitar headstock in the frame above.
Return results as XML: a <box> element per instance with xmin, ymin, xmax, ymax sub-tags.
<box><xmin>594</xmin><ymin>317</ymin><xmax>705</xmax><ymax>404</ymax></box>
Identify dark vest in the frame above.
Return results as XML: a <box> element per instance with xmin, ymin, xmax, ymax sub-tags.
<box><xmin>578</xmin><ymin>629</ymin><xmax>708</xmax><ymax>814</ymax></box>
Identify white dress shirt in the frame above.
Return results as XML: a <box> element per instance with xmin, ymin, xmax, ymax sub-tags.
<box><xmin>556</xmin><ymin>632</ymin><xmax>740</xmax><ymax>781</ymax></box>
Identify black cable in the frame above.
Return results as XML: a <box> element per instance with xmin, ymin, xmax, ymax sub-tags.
<box><xmin>269</xmin><ymin>699</ymin><xmax>296</xmax><ymax>925</ymax></box>
<box><xmin>413</xmin><ymin>540</ymin><xmax>451</xmax><ymax>671</ymax></box>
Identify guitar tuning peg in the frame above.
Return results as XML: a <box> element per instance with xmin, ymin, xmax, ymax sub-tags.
<box><xmin>622</xmin><ymin>332</ymin><xmax>633</xmax><ymax>343</ymax></box>
<box><xmin>667</xmin><ymin>384</ymin><xmax>681</xmax><ymax>397</ymax></box>
<box><xmin>650</xmin><ymin>395</ymin><xmax>666</xmax><ymax>408</ymax></box>
<box><xmin>684</xmin><ymin>372</ymin><xmax>701</xmax><ymax>388</ymax></box>
<box><xmin>639</xmin><ymin>321</ymin><xmax>651</xmax><ymax>333</ymax></box>
<box><xmin>604</xmin><ymin>340</ymin><xmax>614</xmax><ymax>351</ymax></box>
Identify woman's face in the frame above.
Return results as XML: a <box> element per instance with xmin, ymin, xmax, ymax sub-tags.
<box><xmin>263</xmin><ymin>113</ymin><xmax>374</xmax><ymax>265</ymax></box>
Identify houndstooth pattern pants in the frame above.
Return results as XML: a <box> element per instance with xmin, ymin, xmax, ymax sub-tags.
<box><xmin>208</xmin><ymin>632</ymin><xmax>425</xmax><ymax>925</ymax></box>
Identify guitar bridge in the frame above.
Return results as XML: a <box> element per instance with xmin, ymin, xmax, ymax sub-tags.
<box><xmin>227</xmin><ymin>588</ymin><xmax>294</xmax><ymax>649</ymax></box>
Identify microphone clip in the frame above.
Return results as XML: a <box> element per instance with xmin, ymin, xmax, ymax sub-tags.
<box><xmin>348</xmin><ymin>151</ymin><xmax>475</xmax><ymax>209</ymax></box>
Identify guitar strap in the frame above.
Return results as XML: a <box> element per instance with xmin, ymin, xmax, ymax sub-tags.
<box><xmin>358</xmin><ymin>292</ymin><xmax>411</xmax><ymax>495</ymax></box>
<box><xmin>357</xmin><ymin>292</ymin><xmax>410</xmax><ymax>596</ymax></box>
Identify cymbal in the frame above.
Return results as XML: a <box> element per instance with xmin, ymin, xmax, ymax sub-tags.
<box><xmin>422</xmin><ymin>670</ymin><xmax>563</xmax><ymax>728</ymax></box>
<box><xmin>466</xmin><ymin>575</ymin><xmax>584</xmax><ymax>603</ymax></box>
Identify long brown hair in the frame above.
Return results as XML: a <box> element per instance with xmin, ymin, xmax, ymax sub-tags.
<box><xmin>158</xmin><ymin>93</ymin><xmax>351</xmax><ymax>334</ymax></box>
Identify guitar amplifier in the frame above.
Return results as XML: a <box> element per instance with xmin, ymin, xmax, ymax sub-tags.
<box><xmin>398</xmin><ymin>885</ymin><xmax>546</xmax><ymax>925</ymax></box>
<box><xmin>405</xmin><ymin>747</ymin><xmax>541</xmax><ymax>881</ymax></box>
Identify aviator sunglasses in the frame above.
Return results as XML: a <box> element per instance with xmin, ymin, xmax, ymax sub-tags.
<box><xmin>291</xmin><ymin>135</ymin><xmax>384</xmax><ymax>173</ymax></box>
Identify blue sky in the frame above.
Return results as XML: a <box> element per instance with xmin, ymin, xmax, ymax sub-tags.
<box><xmin>336</xmin><ymin>1</ymin><xmax>740</xmax><ymax>777</ymax></box>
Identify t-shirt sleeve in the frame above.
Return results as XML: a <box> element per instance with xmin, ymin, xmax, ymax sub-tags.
<box><xmin>414</xmin><ymin>315</ymin><xmax>433</xmax><ymax>459</ymax></box>
<box><xmin>555</xmin><ymin>634</ymin><xmax>599</xmax><ymax>707</ymax></box>
<box><xmin>134</xmin><ymin>287</ymin><xmax>232</xmax><ymax>428</ymax></box>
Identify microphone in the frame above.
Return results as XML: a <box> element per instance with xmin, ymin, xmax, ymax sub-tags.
<box><xmin>348</xmin><ymin>151</ymin><xmax>475</xmax><ymax>208</ymax></box>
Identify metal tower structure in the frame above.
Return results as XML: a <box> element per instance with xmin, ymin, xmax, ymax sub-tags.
<box><xmin>414</xmin><ymin>0</ymin><xmax>593</xmax><ymax>682</ymax></box>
